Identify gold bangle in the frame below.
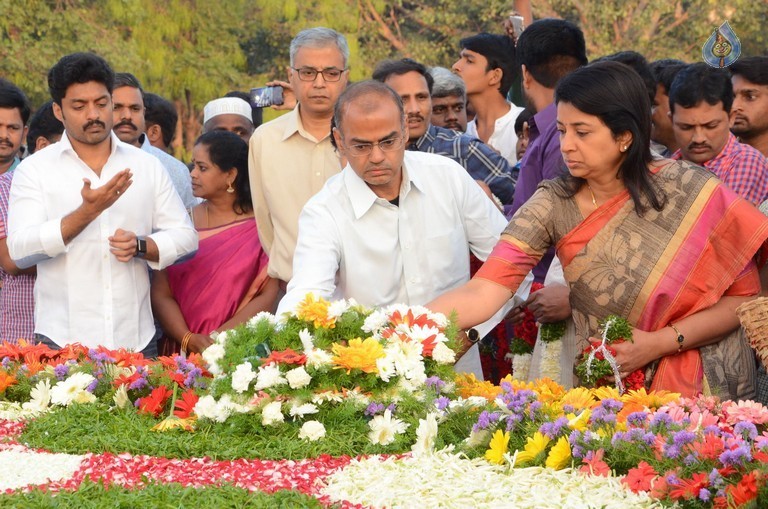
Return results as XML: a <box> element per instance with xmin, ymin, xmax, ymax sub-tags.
<box><xmin>180</xmin><ymin>331</ymin><xmax>193</xmax><ymax>354</ymax></box>
<box><xmin>670</xmin><ymin>323</ymin><xmax>684</xmax><ymax>353</ymax></box>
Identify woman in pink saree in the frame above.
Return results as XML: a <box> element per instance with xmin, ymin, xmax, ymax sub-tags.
<box><xmin>429</xmin><ymin>62</ymin><xmax>768</xmax><ymax>401</ymax></box>
<box><xmin>152</xmin><ymin>131</ymin><xmax>277</xmax><ymax>354</ymax></box>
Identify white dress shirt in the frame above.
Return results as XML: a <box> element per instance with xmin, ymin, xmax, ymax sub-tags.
<box><xmin>7</xmin><ymin>132</ymin><xmax>197</xmax><ymax>350</ymax></box>
<box><xmin>466</xmin><ymin>102</ymin><xmax>525</xmax><ymax>165</ymax></box>
<box><xmin>278</xmin><ymin>151</ymin><xmax>531</xmax><ymax>334</ymax></box>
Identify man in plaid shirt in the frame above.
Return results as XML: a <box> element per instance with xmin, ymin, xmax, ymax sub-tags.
<box><xmin>670</xmin><ymin>63</ymin><xmax>768</xmax><ymax>205</ymax></box>
<box><xmin>372</xmin><ymin>58</ymin><xmax>517</xmax><ymax>205</ymax></box>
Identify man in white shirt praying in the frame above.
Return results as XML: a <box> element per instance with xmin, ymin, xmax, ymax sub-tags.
<box><xmin>7</xmin><ymin>52</ymin><xmax>197</xmax><ymax>356</ymax></box>
<box><xmin>277</xmin><ymin>81</ymin><xmax>530</xmax><ymax>373</ymax></box>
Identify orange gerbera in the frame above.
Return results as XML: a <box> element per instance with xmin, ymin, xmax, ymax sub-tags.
<box><xmin>263</xmin><ymin>348</ymin><xmax>307</xmax><ymax>366</ymax></box>
<box><xmin>138</xmin><ymin>386</ymin><xmax>173</xmax><ymax>418</ymax></box>
<box><xmin>173</xmin><ymin>389</ymin><xmax>200</xmax><ymax>419</ymax></box>
<box><xmin>621</xmin><ymin>388</ymin><xmax>680</xmax><ymax>409</ymax></box>
<box><xmin>455</xmin><ymin>373</ymin><xmax>502</xmax><ymax>401</ymax></box>
<box><xmin>295</xmin><ymin>293</ymin><xmax>336</xmax><ymax>329</ymax></box>
<box><xmin>331</xmin><ymin>337</ymin><xmax>384</xmax><ymax>374</ymax></box>
<box><xmin>0</xmin><ymin>372</ymin><xmax>17</xmax><ymax>394</ymax></box>
<box><xmin>388</xmin><ymin>309</ymin><xmax>437</xmax><ymax>329</ymax></box>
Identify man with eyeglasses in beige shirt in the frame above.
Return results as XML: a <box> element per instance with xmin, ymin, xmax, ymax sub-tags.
<box><xmin>249</xmin><ymin>27</ymin><xmax>349</xmax><ymax>304</ymax></box>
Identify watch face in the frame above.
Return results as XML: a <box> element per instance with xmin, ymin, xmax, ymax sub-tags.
<box><xmin>137</xmin><ymin>238</ymin><xmax>147</xmax><ymax>254</ymax></box>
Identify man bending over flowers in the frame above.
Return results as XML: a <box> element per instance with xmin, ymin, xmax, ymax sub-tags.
<box><xmin>277</xmin><ymin>80</ymin><xmax>531</xmax><ymax>377</ymax></box>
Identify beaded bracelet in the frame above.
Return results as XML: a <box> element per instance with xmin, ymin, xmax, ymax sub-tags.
<box><xmin>670</xmin><ymin>323</ymin><xmax>684</xmax><ymax>353</ymax></box>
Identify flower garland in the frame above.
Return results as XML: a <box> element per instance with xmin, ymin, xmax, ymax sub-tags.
<box><xmin>536</xmin><ymin>320</ymin><xmax>568</xmax><ymax>382</ymax></box>
<box><xmin>575</xmin><ymin>315</ymin><xmax>645</xmax><ymax>392</ymax></box>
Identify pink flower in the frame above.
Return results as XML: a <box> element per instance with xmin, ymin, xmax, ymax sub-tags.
<box><xmin>721</xmin><ymin>400</ymin><xmax>768</xmax><ymax>426</ymax></box>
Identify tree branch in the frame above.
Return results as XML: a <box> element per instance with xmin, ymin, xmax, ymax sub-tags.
<box><xmin>362</xmin><ymin>0</ymin><xmax>409</xmax><ymax>55</ymax></box>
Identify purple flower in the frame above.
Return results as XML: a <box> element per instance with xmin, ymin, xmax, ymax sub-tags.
<box><xmin>500</xmin><ymin>380</ymin><xmax>512</xmax><ymax>393</ymax></box>
<box><xmin>527</xmin><ymin>401</ymin><xmax>542</xmax><ymax>419</ymax></box>
<box><xmin>1</xmin><ymin>357</ymin><xmax>11</xmax><ymax>368</ymax></box>
<box><xmin>568</xmin><ymin>429</ymin><xmax>582</xmax><ymax>447</ymax></box>
<box><xmin>562</xmin><ymin>404</ymin><xmax>575</xmax><ymax>414</ymax></box>
<box><xmin>435</xmin><ymin>396</ymin><xmax>450</xmax><ymax>411</ymax></box>
<box><xmin>365</xmin><ymin>402</ymin><xmax>385</xmax><ymax>417</ymax></box>
<box><xmin>664</xmin><ymin>444</ymin><xmax>681</xmax><ymax>459</ymax></box>
<box><xmin>386</xmin><ymin>403</ymin><xmax>397</xmax><ymax>414</ymax></box>
<box><xmin>734</xmin><ymin>421</ymin><xmax>758</xmax><ymax>440</ymax></box>
<box><xmin>473</xmin><ymin>411</ymin><xmax>501</xmax><ymax>433</ymax></box>
<box><xmin>571</xmin><ymin>445</ymin><xmax>585</xmax><ymax>459</ymax></box>
<box><xmin>600</xmin><ymin>398</ymin><xmax>623</xmax><ymax>413</ymax></box>
<box><xmin>626</xmin><ymin>411</ymin><xmax>648</xmax><ymax>427</ymax></box>
<box><xmin>505</xmin><ymin>413</ymin><xmax>522</xmax><ymax>432</ymax></box>
<box><xmin>684</xmin><ymin>453</ymin><xmax>698</xmax><ymax>466</ymax></box>
<box><xmin>425</xmin><ymin>376</ymin><xmax>446</xmax><ymax>392</ymax></box>
<box><xmin>539</xmin><ymin>417</ymin><xmax>569</xmax><ymax>439</ymax></box>
<box><xmin>719</xmin><ymin>445</ymin><xmax>752</xmax><ymax>467</ymax></box>
<box><xmin>86</xmin><ymin>378</ymin><xmax>99</xmax><ymax>393</ymax></box>
<box><xmin>590</xmin><ymin>406</ymin><xmax>616</xmax><ymax>426</ymax></box>
<box><xmin>54</xmin><ymin>363</ymin><xmax>70</xmax><ymax>381</ymax></box>
<box><xmin>698</xmin><ymin>488</ymin><xmax>711</xmax><ymax>502</ymax></box>
<box><xmin>128</xmin><ymin>377</ymin><xmax>148</xmax><ymax>391</ymax></box>
<box><xmin>672</xmin><ymin>430</ymin><xmax>696</xmax><ymax>447</ymax></box>
<box><xmin>703</xmin><ymin>425</ymin><xmax>722</xmax><ymax>437</ymax></box>
<box><xmin>708</xmin><ymin>468</ymin><xmax>724</xmax><ymax>488</ymax></box>
<box><xmin>649</xmin><ymin>412</ymin><xmax>673</xmax><ymax>430</ymax></box>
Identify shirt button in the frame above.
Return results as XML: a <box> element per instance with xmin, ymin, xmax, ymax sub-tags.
<box><xmin>315</xmin><ymin>172</ymin><xmax>321</xmax><ymax>176</ymax></box>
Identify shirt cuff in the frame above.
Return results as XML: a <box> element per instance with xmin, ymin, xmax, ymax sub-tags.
<box><xmin>40</xmin><ymin>217</ymin><xmax>67</xmax><ymax>257</ymax></box>
<box><xmin>146</xmin><ymin>231</ymin><xmax>177</xmax><ymax>270</ymax></box>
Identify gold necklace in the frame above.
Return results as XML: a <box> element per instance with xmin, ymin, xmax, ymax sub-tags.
<box><xmin>586</xmin><ymin>184</ymin><xmax>597</xmax><ymax>209</ymax></box>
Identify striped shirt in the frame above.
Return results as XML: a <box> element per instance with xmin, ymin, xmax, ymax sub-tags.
<box><xmin>412</xmin><ymin>124</ymin><xmax>517</xmax><ymax>204</ymax></box>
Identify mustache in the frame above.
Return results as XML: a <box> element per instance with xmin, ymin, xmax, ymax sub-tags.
<box><xmin>113</xmin><ymin>120</ymin><xmax>137</xmax><ymax>130</ymax></box>
<box><xmin>84</xmin><ymin>120</ymin><xmax>106</xmax><ymax>130</ymax></box>
<box><xmin>407</xmin><ymin>113</ymin><xmax>424</xmax><ymax>122</ymax></box>
<box><xmin>0</xmin><ymin>139</ymin><xmax>12</xmax><ymax>147</ymax></box>
<box><xmin>688</xmin><ymin>142</ymin><xmax>711</xmax><ymax>150</ymax></box>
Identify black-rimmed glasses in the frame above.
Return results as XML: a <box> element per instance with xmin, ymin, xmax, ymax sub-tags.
<box><xmin>291</xmin><ymin>67</ymin><xmax>347</xmax><ymax>82</ymax></box>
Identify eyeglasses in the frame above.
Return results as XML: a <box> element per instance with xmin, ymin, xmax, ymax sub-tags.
<box><xmin>342</xmin><ymin>134</ymin><xmax>405</xmax><ymax>157</ymax></box>
<box><xmin>291</xmin><ymin>67</ymin><xmax>347</xmax><ymax>82</ymax></box>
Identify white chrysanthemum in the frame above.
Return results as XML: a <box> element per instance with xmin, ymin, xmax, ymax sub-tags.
<box><xmin>327</xmin><ymin>299</ymin><xmax>350</xmax><ymax>319</ymax></box>
<box><xmin>21</xmin><ymin>378</ymin><xmax>52</xmax><ymax>415</ymax></box>
<box><xmin>299</xmin><ymin>420</ymin><xmax>326</xmax><ymax>441</ymax></box>
<box><xmin>299</xmin><ymin>328</ymin><xmax>315</xmax><ymax>352</ymax></box>
<box><xmin>212</xmin><ymin>394</ymin><xmax>238</xmax><ymax>423</ymax></box>
<box><xmin>427</xmin><ymin>311</ymin><xmax>449</xmax><ymax>328</ymax></box>
<box><xmin>289</xmin><ymin>402</ymin><xmax>319</xmax><ymax>418</ymax></box>
<box><xmin>431</xmin><ymin>342</ymin><xmax>456</xmax><ymax>364</ymax></box>
<box><xmin>368</xmin><ymin>409</ymin><xmax>409</xmax><ymax>445</ymax></box>
<box><xmin>376</xmin><ymin>355</ymin><xmax>396</xmax><ymax>383</ymax></box>
<box><xmin>202</xmin><ymin>343</ymin><xmax>225</xmax><ymax>369</ymax></box>
<box><xmin>386</xmin><ymin>341</ymin><xmax>424</xmax><ymax>381</ymax></box>
<box><xmin>362</xmin><ymin>310</ymin><xmax>389</xmax><ymax>333</ymax></box>
<box><xmin>311</xmin><ymin>391</ymin><xmax>344</xmax><ymax>404</ymax></box>
<box><xmin>286</xmin><ymin>366</ymin><xmax>312</xmax><ymax>389</ymax></box>
<box><xmin>193</xmin><ymin>395</ymin><xmax>219</xmax><ymax>420</ymax></box>
<box><xmin>211</xmin><ymin>329</ymin><xmax>229</xmax><ymax>346</ymax></box>
<box><xmin>112</xmin><ymin>384</ymin><xmax>130</xmax><ymax>409</ymax></box>
<box><xmin>254</xmin><ymin>364</ymin><xmax>287</xmax><ymax>390</ymax></box>
<box><xmin>411</xmin><ymin>412</ymin><xmax>439</xmax><ymax>457</ymax></box>
<box><xmin>50</xmin><ymin>372</ymin><xmax>96</xmax><ymax>407</ymax></box>
<box><xmin>305</xmin><ymin>348</ymin><xmax>333</xmax><ymax>369</ymax></box>
<box><xmin>466</xmin><ymin>428</ymin><xmax>491</xmax><ymax>447</ymax></box>
<box><xmin>231</xmin><ymin>362</ymin><xmax>257</xmax><ymax>393</ymax></box>
<box><xmin>405</xmin><ymin>324</ymin><xmax>442</xmax><ymax>345</ymax></box>
<box><xmin>247</xmin><ymin>311</ymin><xmax>278</xmax><ymax>328</ymax></box>
<box><xmin>261</xmin><ymin>401</ymin><xmax>284</xmax><ymax>426</ymax></box>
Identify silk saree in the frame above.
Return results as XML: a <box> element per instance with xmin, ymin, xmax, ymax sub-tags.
<box><xmin>477</xmin><ymin>160</ymin><xmax>768</xmax><ymax>400</ymax></box>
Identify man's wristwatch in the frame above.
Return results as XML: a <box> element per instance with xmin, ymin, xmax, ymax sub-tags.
<box><xmin>466</xmin><ymin>328</ymin><xmax>480</xmax><ymax>344</ymax></box>
<box><xmin>135</xmin><ymin>237</ymin><xmax>147</xmax><ymax>258</ymax></box>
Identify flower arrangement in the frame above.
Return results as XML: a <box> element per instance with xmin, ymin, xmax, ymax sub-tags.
<box><xmin>575</xmin><ymin>315</ymin><xmax>645</xmax><ymax>392</ymax></box>
<box><xmin>0</xmin><ymin>340</ymin><xmax>209</xmax><ymax>424</ymax></box>
<box><xmin>462</xmin><ymin>377</ymin><xmax>768</xmax><ymax>507</ymax></box>
<box><xmin>196</xmin><ymin>294</ymin><xmax>461</xmax><ymax>448</ymax></box>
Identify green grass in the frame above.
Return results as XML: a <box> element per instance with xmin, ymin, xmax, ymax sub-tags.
<box><xmin>0</xmin><ymin>480</ymin><xmax>322</xmax><ymax>508</ymax></box>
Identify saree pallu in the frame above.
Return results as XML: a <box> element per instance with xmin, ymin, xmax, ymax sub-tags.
<box><xmin>165</xmin><ymin>218</ymin><xmax>270</xmax><ymax>352</ymax></box>
<box><xmin>477</xmin><ymin>160</ymin><xmax>768</xmax><ymax>400</ymax></box>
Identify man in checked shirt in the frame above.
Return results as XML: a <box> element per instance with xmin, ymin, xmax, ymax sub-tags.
<box><xmin>372</xmin><ymin>58</ymin><xmax>517</xmax><ymax>205</ymax></box>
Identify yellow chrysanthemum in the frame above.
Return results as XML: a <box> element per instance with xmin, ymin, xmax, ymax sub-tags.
<box><xmin>560</xmin><ymin>387</ymin><xmax>597</xmax><ymax>410</ymax></box>
<box><xmin>514</xmin><ymin>431</ymin><xmax>551</xmax><ymax>465</ymax></box>
<box><xmin>545</xmin><ymin>435</ymin><xmax>572</xmax><ymax>470</ymax></box>
<box><xmin>591</xmin><ymin>385</ymin><xmax>621</xmax><ymax>402</ymax></box>
<box><xmin>295</xmin><ymin>293</ymin><xmax>336</xmax><ymax>329</ymax></box>
<box><xmin>331</xmin><ymin>337</ymin><xmax>385</xmax><ymax>374</ymax></box>
<box><xmin>531</xmin><ymin>378</ymin><xmax>565</xmax><ymax>403</ymax></box>
<box><xmin>484</xmin><ymin>429</ymin><xmax>510</xmax><ymax>465</ymax></box>
<box><xmin>455</xmin><ymin>373</ymin><xmax>502</xmax><ymax>401</ymax></box>
<box><xmin>621</xmin><ymin>388</ymin><xmax>681</xmax><ymax>409</ymax></box>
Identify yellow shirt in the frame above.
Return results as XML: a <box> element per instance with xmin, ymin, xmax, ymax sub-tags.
<box><xmin>248</xmin><ymin>107</ymin><xmax>342</xmax><ymax>281</ymax></box>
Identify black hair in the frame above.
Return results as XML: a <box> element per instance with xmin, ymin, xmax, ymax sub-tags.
<box><xmin>330</xmin><ymin>80</ymin><xmax>404</xmax><ymax>150</ymax></box>
<box><xmin>515</xmin><ymin>19</ymin><xmax>587</xmax><ymax>89</ymax></box>
<box><xmin>459</xmin><ymin>33</ymin><xmax>518</xmax><ymax>97</ymax></box>
<box><xmin>194</xmin><ymin>130</ymin><xmax>252</xmax><ymax>214</ymax></box>
<box><xmin>26</xmin><ymin>101</ymin><xmax>64</xmax><ymax>154</ymax></box>
<box><xmin>730</xmin><ymin>56</ymin><xmax>768</xmax><ymax>86</ymax></box>
<box><xmin>650</xmin><ymin>61</ymin><xmax>687</xmax><ymax>95</ymax></box>
<box><xmin>113</xmin><ymin>72</ymin><xmax>145</xmax><ymax>102</ymax></box>
<box><xmin>48</xmin><ymin>52</ymin><xmax>115</xmax><ymax>105</ymax></box>
<box><xmin>143</xmin><ymin>93</ymin><xmax>178</xmax><ymax>147</ymax></box>
<box><xmin>668</xmin><ymin>63</ymin><xmax>733</xmax><ymax>114</ymax></box>
<box><xmin>514</xmin><ymin>108</ymin><xmax>534</xmax><ymax>135</ymax></box>
<box><xmin>0</xmin><ymin>79</ymin><xmax>31</xmax><ymax>124</ymax></box>
<box><xmin>372</xmin><ymin>58</ymin><xmax>434</xmax><ymax>94</ymax></box>
<box><xmin>555</xmin><ymin>61</ymin><xmax>665</xmax><ymax>215</ymax></box>
<box><xmin>595</xmin><ymin>51</ymin><xmax>656</xmax><ymax>105</ymax></box>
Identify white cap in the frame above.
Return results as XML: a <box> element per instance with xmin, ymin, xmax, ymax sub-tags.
<box><xmin>203</xmin><ymin>97</ymin><xmax>252</xmax><ymax>124</ymax></box>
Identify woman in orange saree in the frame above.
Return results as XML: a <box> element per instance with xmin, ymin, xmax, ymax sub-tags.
<box><xmin>429</xmin><ymin>62</ymin><xmax>768</xmax><ymax>400</ymax></box>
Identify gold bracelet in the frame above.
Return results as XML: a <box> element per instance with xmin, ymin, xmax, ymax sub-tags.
<box><xmin>180</xmin><ymin>331</ymin><xmax>193</xmax><ymax>355</ymax></box>
<box><xmin>670</xmin><ymin>323</ymin><xmax>684</xmax><ymax>353</ymax></box>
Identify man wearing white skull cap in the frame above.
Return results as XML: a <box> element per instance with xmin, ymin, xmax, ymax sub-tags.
<box><xmin>202</xmin><ymin>97</ymin><xmax>254</xmax><ymax>144</ymax></box>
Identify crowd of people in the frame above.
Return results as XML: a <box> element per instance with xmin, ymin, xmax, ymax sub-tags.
<box><xmin>1</xmin><ymin>19</ymin><xmax>768</xmax><ymax>402</ymax></box>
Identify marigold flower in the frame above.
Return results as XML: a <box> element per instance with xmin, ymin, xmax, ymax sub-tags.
<box><xmin>295</xmin><ymin>293</ymin><xmax>336</xmax><ymax>329</ymax></box>
<box><xmin>331</xmin><ymin>337</ymin><xmax>385</xmax><ymax>374</ymax></box>
<box><xmin>0</xmin><ymin>372</ymin><xmax>17</xmax><ymax>394</ymax></box>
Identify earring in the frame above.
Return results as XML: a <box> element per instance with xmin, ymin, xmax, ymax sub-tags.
<box><xmin>621</xmin><ymin>145</ymin><xmax>628</xmax><ymax>152</ymax></box>
<box><xmin>227</xmin><ymin>183</ymin><xmax>234</xmax><ymax>193</ymax></box>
